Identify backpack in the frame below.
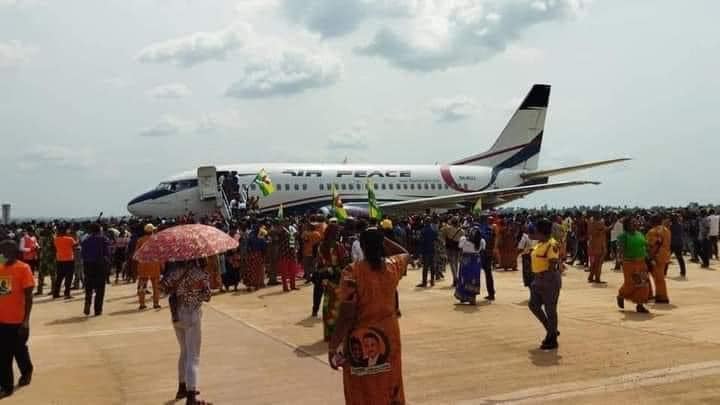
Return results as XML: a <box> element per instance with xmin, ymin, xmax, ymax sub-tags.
<box><xmin>444</xmin><ymin>228</ymin><xmax>461</xmax><ymax>250</ymax></box>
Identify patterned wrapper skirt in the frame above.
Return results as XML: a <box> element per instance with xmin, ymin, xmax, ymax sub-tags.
<box><xmin>454</xmin><ymin>253</ymin><xmax>482</xmax><ymax>303</ymax></box>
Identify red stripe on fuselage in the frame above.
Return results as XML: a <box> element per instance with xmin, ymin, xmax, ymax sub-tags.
<box><xmin>440</xmin><ymin>166</ymin><xmax>470</xmax><ymax>192</ymax></box>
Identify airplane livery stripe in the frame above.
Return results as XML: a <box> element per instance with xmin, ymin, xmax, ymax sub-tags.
<box><xmin>453</xmin><ymin>142</ymin><xmax>530</xmax><ymax>165</ymax></box>
<box><xmin>441</xmin><ymin>132</ymin><xmax>544</xmax><ymax>193</ymax></box>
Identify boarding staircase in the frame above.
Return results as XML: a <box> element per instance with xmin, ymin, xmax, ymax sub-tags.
<box><xmin>197</xmin><ymin>166</ymin><xmax>233</xmax><ymax>225</ymax></box>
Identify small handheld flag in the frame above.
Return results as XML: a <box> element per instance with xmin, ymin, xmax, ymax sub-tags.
<box><xmin>253</xmin><ymin>169</ymin><xmax>275</xmax><ymax>197</ymax></box>
<box><xmin>331</xmin><ymin>184</ymin><xmax>348</xmax><ymax>222</ymax></box>
<box><xmin>472</xmin><ymin>198</ymin><xmax>483</xmax><ymax>214</ymax></box>
<box><xmin>367</xmin><ymin>180</ymin><xmax>382</xmax><ymax>220</ymax></box>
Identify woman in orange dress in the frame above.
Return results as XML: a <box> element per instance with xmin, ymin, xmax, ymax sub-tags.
<box><xmin>135</xmin><ymin>224</ymin><xmax>162</xmax><ymax>310</ymax></box>
<box><xmin>498</xmin><ymin>219</ymin><xmax>519</xmax><ymax>271</ymax></box>
<box><xmin>329</xmin><ymin>229</ymin><xmax>410</xmax><ymax>405</ymax></box>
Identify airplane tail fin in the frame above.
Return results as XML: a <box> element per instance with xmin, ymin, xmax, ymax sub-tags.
<box><xmin>453</xmin><ymin>84</ymin><xmax>550</xmax><ymax>171</ymax></box>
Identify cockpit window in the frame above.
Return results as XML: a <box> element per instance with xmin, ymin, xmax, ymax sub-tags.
<box><xmin>156</xmin><ymin>182</ymin><xmax>173</xmax><ymax>191</ymax></box>
<box><xmin>155</xmin><ymin>179</ymin><xmax>198</xmax><ymax>193</ymax></box>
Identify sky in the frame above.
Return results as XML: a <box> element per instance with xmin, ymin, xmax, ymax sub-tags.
<box><xmin>1</xmin><ymin>0</ymin><xmax>719</xmax><ymax>218</ymax></box>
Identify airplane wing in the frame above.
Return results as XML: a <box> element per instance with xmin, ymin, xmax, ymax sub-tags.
<box><xmin>379</xmin><ymin>181</ymin><xmax>600</xmax><ymax>212</ymax></box>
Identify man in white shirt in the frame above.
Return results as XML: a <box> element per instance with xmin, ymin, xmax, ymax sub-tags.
<box><xmin>708</xmin><ymin>209</ymin><xmax>719</xmax><ymax>260</ymax></box>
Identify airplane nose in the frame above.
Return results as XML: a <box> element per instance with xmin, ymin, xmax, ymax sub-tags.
<box><xmin>127</xmin><ymin>188</ymin><xmax>174</xmax><ymax>216</ymax></box>
<box><xmin>127</xmin><ymin>190</ymin><xmax>158</xmax><ymax>216</ymax></box>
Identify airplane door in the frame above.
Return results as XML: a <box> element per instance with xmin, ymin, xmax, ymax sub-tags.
<box><xmin>197</xmin><ymin>166</ymin><xmax>218</xmax><ymax>200</ymax></box>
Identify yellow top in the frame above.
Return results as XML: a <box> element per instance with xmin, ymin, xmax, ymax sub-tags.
<box><xmin>531</xmin><ymin>238</ymin><xmax>560</xmax><ymax>273</ymax></box>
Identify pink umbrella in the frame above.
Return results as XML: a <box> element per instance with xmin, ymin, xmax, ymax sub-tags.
<box><xmin>133</xmin><ymin>224</ymin><xmax>238</xmax><ymax>263</ymax></box>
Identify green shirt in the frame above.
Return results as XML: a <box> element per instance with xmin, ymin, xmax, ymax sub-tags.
<box><xmin>618</xmin><ymin>231</ymin><xmax>647</xmax><ymax>260</ymax></box>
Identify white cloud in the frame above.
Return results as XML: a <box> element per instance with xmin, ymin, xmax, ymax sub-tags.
<box><xmin>195</xmin><ymin>110</ymin><xmax>246</xmax><ymax>133</ymax></box>
<box><xmin>139</xmin><ymin>115</ymin><xmax>192</xmax><ymax>137</ymax></box>
<box><xmin>137</xmin><ymin>21</ymin><xmax>343</xmax><ymax>97</ymax></box>
<box><xmin>139</xmin><ymin>111</ymin><xmax>245</xmax><ymax>136</ymax></box>
<box><xmin>430</xmin><ymin>95</ymin><xmax>478</xmax><ymax>122</ymax></box>
<box><xmin>20</xmin><ymin>145</ymin><xmax>96</xmax><ymax>170</ymax></box>
<box><xmin>146</xmin><ymin>83</ymin><xmax>192</xmax><ymax>99</ymax></box>
<box><xmin>281</xmin><ymin>0</ymin><xmax>589</xmax><ymax>71</ymax></box>
<box><xmin>225</xmin><ymin>47</ymin><xmax>342</xmax><ymax>98</ymax></box>
<box><xmin>137</xmin><ymin>24</ymin><xmax>251</xmax><ymax>67</ymax></box>
<box><xmin>327</xmin><ymin>121</ymin><xmax>370</xmax><ymax>150</ymax></box>
<box><xmin>0</xmin><ymin>40</ymin><xmax>34</xmax><ymax>68</ymax></box>
<box><xmin>236</xmin><ymin>0</ymin><xmax>281</xmax><ymax>17</ymax></box>
<box><xmin>282</xmin><ymin>0</ymin><xmax>415</xmax><ymax>38</ymax></box>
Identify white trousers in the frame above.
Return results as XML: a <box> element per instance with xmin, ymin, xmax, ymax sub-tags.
<box><xmin>174</xmin><ymin>306</ymin><xmax>202</xmax><ymax>390</ymax></box>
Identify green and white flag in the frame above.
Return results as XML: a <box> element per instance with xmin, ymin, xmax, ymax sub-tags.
<box><xmin>367</xmin><ymin>180</ymin><xmax>382</xmax><ymax>220</ymax></box>
<box><xmin>472</xmin><ymin>198</ymin><xmax>483</xmax><ymax>214</ymax></box>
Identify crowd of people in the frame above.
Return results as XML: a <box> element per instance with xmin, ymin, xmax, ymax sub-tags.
<box><xmin>0</xmin><ymin>205</ymin><xmax>719</xmax><ymax>403</ymax></box>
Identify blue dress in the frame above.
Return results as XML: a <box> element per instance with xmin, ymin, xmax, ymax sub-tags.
<box><xmin>454</xmin><ymin>252</ymin><xmax>482</xmax><ymax>304</ymax></box>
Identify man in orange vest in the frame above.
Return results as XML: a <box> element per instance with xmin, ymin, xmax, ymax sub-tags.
<box><xmin>0</xmin><ymin>240</ymin><xmax>35</xmax><ymax>398</ymax></box>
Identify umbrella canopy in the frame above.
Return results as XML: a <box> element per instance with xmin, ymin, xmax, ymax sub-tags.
<box><xmin>133</xmin><ymin>224</ymin><xmax>238</xmax><ymax>263</ymax></box>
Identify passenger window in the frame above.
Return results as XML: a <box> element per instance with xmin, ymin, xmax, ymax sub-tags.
<box><xmin>424</xmin><ymin>184</ymin><xmax>429</xmax><ymax>190</ymax></box>
<box><xmin>294</xmin><ymin>184</ymin><xmax>299</xmax><ymax>191</ymax></box>
<box><xmin>430</xmin><ymin>184</ymin><xmax>436</xmax><ymax>190</ymax></box>
<box><xmin>327</xmin><ymin>184</ymin><xmax>332</xmax><ymax>190</ymax></box>
<box><xmin>403</xmin><ymin>184</ymin><xmax>408</xmax><ymax>190</ymax></box>
<box><xmin>381</xmin><ymin>184</ymin><xmax>386</xmax><ymax>190</ymax></box>
<box><xmin>319</xmin><ymin>184</ymin><xmax>324</xmax><ymax>191</ymax></box>
<box><xmin>341</xmin><ymin>184</ymin><xmax>346</xmax><ymax>190</ymax></box>
<box><xmin>464</xmin><ymin>183</ymin><xmax>469</xmax><ymax>190</ymax></box>
<box><xmin>302</xmin><ymin>184</ymin><xmax>307</xmax><ymax>191</ymax></box>
<box><xmin>388</xmin><ymin>184</ymin><xmax>394</xmax><ymax>190</ymax></box>
<box><xmin>374</xmin><ymin>183</ymin><xmax>378</xmax><ymax>190</ymax></box>
<box><xmin>410</xmin><ymin>184</ymin><xmax>415</xmax><ymax>190</ymax></box>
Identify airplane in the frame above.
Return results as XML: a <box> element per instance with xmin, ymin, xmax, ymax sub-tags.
<box><xmin>127</xmin><ymin>84</ymin><xmax>628</xmax><ymax>219</ymax></box>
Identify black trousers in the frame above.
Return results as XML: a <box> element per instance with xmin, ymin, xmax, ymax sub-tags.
<box><xmin>671</xmin><ymin>247</ymin><xmax>686</xmax><ymax>276</ymax></box>
<box><xmin>528</xmin><ymin>270</ymin><xmax>561</xmax><ymax>340</ymax></box>
<box><xmin>311</xmin><ymin>273</ymin><xmax>325</xmax><ymax>316</ymax></box>
<box><xmin>700</xmin><ymin>239</ymin><xmax>711</xmax><ymax>267</ymax></box>
<box><xmin>482</xmin><ymin>252</ymin><xmax>496</xmax><ymax>298</ymax></box>
<box><xmin>421</xmin><ymin>254</ymin><xmax>435</xmax><ymax>286</ymax></box>
<box><xmin>571</xmin><ymin>240</ymin><xmax>588</xmax><ymax>265</ymax></box>
<box><xmin>52</xmin><ymin>261</ymin><xmax>74</xmax><ymax>298</ymax></box>
<box><xmin>84</xmin><ymin>262</ymin><xmax>107</xmax><ymax>315</ymax></box>
<box><xmin>0</xmin><ymin>323</ymin><xmax>32</xmax><ymax>394</ymax></box>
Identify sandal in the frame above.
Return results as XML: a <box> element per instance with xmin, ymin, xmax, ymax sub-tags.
<box><xmin>186</xmin><ymin>391</ymin><xmax>211</xmax><ymax>405</ymax></box>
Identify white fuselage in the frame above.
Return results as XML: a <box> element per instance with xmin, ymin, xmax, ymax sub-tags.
<box><xmin>127</xmin><ymin>163</ymin><xmax>526</xmax><ymax>218</ymax></box>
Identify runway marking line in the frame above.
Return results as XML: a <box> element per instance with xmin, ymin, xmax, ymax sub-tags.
<box><xmin>459</xmin><ymin>360</ymin><xmax>720</xmax><ymax>404</ymax></box>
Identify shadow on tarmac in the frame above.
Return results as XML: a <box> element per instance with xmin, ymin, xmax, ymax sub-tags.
<box><xmin>45</xmin><ymin>315</ymin><xmax>90</xmax><ymax>326</ymax></box>
<box><xmin>528</xmin><ymin>349</ymin><xmax>562</xmax><ymax>367</ymax></box>
<box><xmin>294</xmin><ymin>340</ymin><xmax>328</xmax><ymax>358</ymax></box>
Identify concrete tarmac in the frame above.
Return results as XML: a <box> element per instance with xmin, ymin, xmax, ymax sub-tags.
<box><xmin>5</xmin><ymin>258</ymin><xmax>720</xmax><ymax>404</ymax></box>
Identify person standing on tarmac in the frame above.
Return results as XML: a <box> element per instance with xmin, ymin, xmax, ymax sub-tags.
<box><xmin>528</xmin><ymin>219</ymin><xmax>561</xmax><ymax>351</ymax></box>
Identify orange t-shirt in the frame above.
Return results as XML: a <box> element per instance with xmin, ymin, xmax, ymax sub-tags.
<box><xmin>302</xmin><ymin>231</ymin><xmax>322</xmax><ymax>257</ymax></box>
<box><xmin>0</xmin><ymin>260</ymin><xmax>35</xmax><ymax>324</ymax></box>
<box><xmin>54</xmin><ymin>236</ymin><xmax>76</xmax><ymax>262</ymax></box>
